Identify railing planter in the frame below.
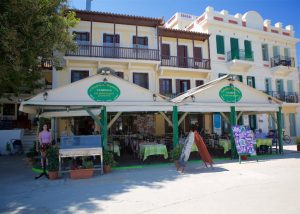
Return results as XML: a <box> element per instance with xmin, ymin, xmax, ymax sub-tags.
<box><xmin>270</xmin><ymin>55</ymin><xmax>295</xmax><ymax>68</ymax></box>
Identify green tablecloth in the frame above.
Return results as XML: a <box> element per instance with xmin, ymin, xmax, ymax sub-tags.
<box><xmin>191</xmin><ymin>143</ymin><xmax>198</xmax><ymax>152</ymax></box>
<box><xmin>139</xmin><ymin>144</ymin><xmax>168</xmax><ymax>161</ymax></box>
<box><xmin>107</xmin><ymin>144</ymin><xmax>120</xmax><ymax>156</ymax></box>
<box><xmin>256</xmin><ymin>139</ymin><xmax>272</xmax><ymax>147</ymax></box>
<box><xmin>219</xmin><ymin>139</ymin><xmax>231</xmax><ymax>154</ymax></box>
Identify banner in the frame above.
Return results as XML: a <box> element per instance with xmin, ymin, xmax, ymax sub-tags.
<box><xmin>232</xmin><ymin>125</ymin><xmax>256</xmax><ymax>156</ymax></box>
<box><xmin>213</xmin><ymin>113</ymin><xmax>221</xmax><ymax>135</ymax></box>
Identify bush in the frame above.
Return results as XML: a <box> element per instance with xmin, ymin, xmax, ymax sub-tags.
<box><xmin>103</xmin><ymin>150</ymin><xmax>117</xmax><ymax>167</ymax></box>
<box><xmin>46</xmin><ymin>146</ymin><xmax>59</xmax><ymax>171</ymax></box>
<box><xmin>169</xmin><ymin>144</ymin><xmax>184</xmax><ymax>161</ymax></box>
<box><xmin>82</xmin><ymin>158</ymin><xmax>94</xmax><ymax>169</ymax></box>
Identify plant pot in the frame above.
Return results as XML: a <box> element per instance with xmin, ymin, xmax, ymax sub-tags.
<box><xmin>48</xmin><ymin>171</ymin><xmax>59</xmax><ymax>180</ymax></box>
<box><xmin>241</xmin><ymin>155</ymin><xmax>248</xmax><ymax>160</ymax></box>
<box><xmin>70</xmin><ymin>168</ymin><xmax>94</xmax><ymax>179</ymax></box>
<box><xmin>297</xmin><ymin>145</ymin><xmax>300</xmax><ymax>151</ymax></box>
<box><xmin>103</xmin><ymin>165</ymin><xmax>112</xmax><ymax>173</ymax></box>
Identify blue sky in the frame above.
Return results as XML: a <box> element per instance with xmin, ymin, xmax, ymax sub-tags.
<box><xmin>69</xmin><ymin>0</ymin><xmax>300</xmax><ymax>64</ymax></box>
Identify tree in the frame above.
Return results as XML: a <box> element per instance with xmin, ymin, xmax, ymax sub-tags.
<box><xmin>0</xmin><ymin>0</ymin><xmax>79</xmax><ymax>98</ymax></box>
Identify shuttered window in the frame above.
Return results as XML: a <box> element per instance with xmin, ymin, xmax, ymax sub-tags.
<box><xmin>194</xmin><ymin>47</ymin><xmax>203</xmax><ymax>62</ymax></box>
<box><xmin>71</xmin><ymin>70</ymin><xmax>89</xmax><ymax>83</ymax></box>
<box><xmin>176</xmin><ymin>79</ymin><xmax>190</xmax><ymax>93</ymax></box>
<box><xmin>195</xmin><ymin>80</ymin><xmax>204</xmax><ymax>87</ymax></box>
<box><xmin>103</xmin><ymin>34</ymin><xmax>120</xmax><ymax>44</ymax></box>
<box><xmin>133</xmin><ymin>73</ymin><xmax>149</xmax><ymax>89</ymax></box>
<box><xmin>161</xmin><ymin>44</ymin><xmax>170</xmax><ymax>59</ymax></box>
<box><xmin>114</xmin><ymin>71</ymin><xmax>124</xmax><ymax>79</ymax></box>
<box><xmin>159</xmin><ymin>79</ymin><xmax>172</xmax><ymax>95</ymax></box>
<box><xmin>230</xmin><ymin>38</ymin><xmax>239</xmax><ymax>59</ymax></box>
<box><xmin>133</xmin><ymin>36</ymin><xmax>148</xmax><ymax>48</ymax></box>
<box><xmin>216</xmin><ymin>35</ymin><xmax>225</xmax><ymax>54</ymax></box>
<box><xmin>262</xmin><ymin>44</ymin><xmax>269</xmax><ymax>61</ymax></box>
<box><xmin>218</xmin><ymin>73</ymin><xmax>227</xmax><ymax>78</ymax></box>
<box><xmin>244</xmin><ymin>40</ymin><xmax>252</xmax><ymax>60</ymax></box>
<box><xmin>247</xmin><ymin>76</ymin><xmax>256</xmax><ymax>88</ymax></box>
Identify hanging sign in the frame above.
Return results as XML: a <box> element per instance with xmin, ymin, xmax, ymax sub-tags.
<box><xmin>219</xmin><ymin>86</ymin><xmax>242</xmax><ymax>103</ymax></box>
<box><xmin>88</xmin><ymin>82</ymin><xmax>120</xmax><ymax>102</ymax></box>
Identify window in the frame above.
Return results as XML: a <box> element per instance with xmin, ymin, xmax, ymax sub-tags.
<box><xmin>234</xmin><ymin>75</ymin><xmax>243</xmax><ymax>82</ymax></box>
<box><xmin>262</xmin><ymin>44</ymin><xmax>269</xmax><ymax>61</ymax></box>
<box><xmin>284</xmin><ymin>48</ymin><xmax>290</xmax><ymax>58</ymax></box>
<box><xmin>176</xmin><ymin>79</ymin><xmax>190</xmax><ymax>93</ymax></box>
<box><xmin>276</xmin><ymin>79</ymin><xmax>284</xmax><ymax>92</ymax></box>
<box><xmin>195</xmin><ymin>80</ymin><xmax>204</xmax><ymax>87</ymax></box>
<box><xmin>216</xmin><ymin>35</ymin><xmax>225</xmax><ymax>54</ymax></box>
<box><xmin>3</xmin><ymin>104</ymin><xmax>15</xmax><ymax>116</ymax></box>
<box><xmin>103</xmin><ymin>34</ymin><xmax>120</xmax><ymax>45</ymax></box>
<box><xmin>230</xmin><ymin>38</ymin><xmax>239</xmax><ymax>59</ymax></box>
<box><xmin>133</xmin><ymin>36</ymin><xmax>148</xmax><ymax>48</ymax></box>
<box><xmin>133</xmin><ymin>73</ymin><xmax>149</xmax><ymax>89</ymax></box>
<box><xmin>287</xmin><ymin>80</ymin><xmax>293</xmax><ymax>93</ymax></box>
<box><xmin>161</xmin><ymin>44</ymin><xmax>170</xmax><ymax>59</ymax></box>
<box><xmin>71</xmin><ymin>70</ymin><xmax>89</xmax><ymax>83</ymax></box>
<box><xmin>218</xmin><ymin>73</ymin><xmax>227</xmax><ymax>78</ymax></box>
<box><xmin>159</xmin><ymin>79</ymin><xmax>172</xmax><ymax>95</ymax></box>
<box><xmin>114</xmin><ymin>71</ymin><xmax>124</xmax><ymax>79</ymax></box>
<box><xmin>244</xmin><ymin>40</ymin><xmax>252</xmax><ymax>60</ymax></box>
<box><xmin>246</xmin><ymin>76</ymin><xmax>255</xmax><ymax>88</ymax></box>
<box><xmin>273</xmin><ymin>46</ymin><xmax>280</xmax><ymax>57</ymax></box>
<box><xmin>265</xmin><ymin>78</ymin><xmax>272</xmax><ymax>92</ymax></box>
<box><xmin>73</xmin><ymin>32</ymin><xmax>90</xmax><ymax>44</ymax></box>
<box><xmin>193</xmin><ymin>47</ymin><xmax>203</xmax><ymax>62</ymax></box>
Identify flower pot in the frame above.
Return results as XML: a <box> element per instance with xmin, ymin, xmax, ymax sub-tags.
<box><xmin>70</xmin><ymin>169</ymin><xmax>94</xmax><ymax>179</ymax></box>
<box><xmin>297</xmin><ymin>145</ymin><xmax>300</xmax><ymax>151</ymax></box>
<box><xmin>241</xmin><ymin>155</ymin><xmax>248</xmax><ymax>160</ymax></box>
<box><xmin>103</xmin><ymin>165</ymin><xmax>112</xmax><ymax>173</ymax></box>
<box><xmin>48</xmin><ymin>171</ymin><xmax>59</xmax><ymax>180</ymax></box>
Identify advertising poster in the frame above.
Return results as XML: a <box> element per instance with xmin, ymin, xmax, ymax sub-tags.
<box><xmin>232</xmin><ymin>125</ymin><xmax>256</xmax><ymax>156</ymax></box>
<box><xmin>213</xmin><ymin>113</ymin><xmax>221</xmax><ymax>135</ymax></box>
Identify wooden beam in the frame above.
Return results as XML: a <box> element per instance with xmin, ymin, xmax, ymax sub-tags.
<box><xmin>108</xmin><ymin>112</ymin><xmax>122</xmax><ymax>129</ymax></box>
<box><xmin>178</xmin><ymin>112</ymin><xmax>188</xmax><ymax>125</ymax></box>
<box><xmin>159</xmin><ymin>112</ymin><xmax>173</xmax><ymax>127</ymax></box>
<box><xmin>84</xmin><ymin>107</ymin><xmax>102</xmax><ymax>127</ymax></box>
<box><xmin>237</xmin><ymin>111</ymin><xmax>243</xmax><ymax>121</ymax></box>
<box><xmin>220</xmin><ymin>112</ymin><xmax>230</xmax><ymax>124</ymax></box>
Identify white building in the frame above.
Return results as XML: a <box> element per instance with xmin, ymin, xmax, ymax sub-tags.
<box><xmin>166</xmin><ymin>6</ymin><xmax>300</xmax><ymax>137</ymax></box>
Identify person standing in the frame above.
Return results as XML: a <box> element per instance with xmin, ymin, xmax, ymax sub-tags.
<box><xmin>37</xmin><ymin>124</ymin><xmax>52</xmax><ymax>166</ymax></box>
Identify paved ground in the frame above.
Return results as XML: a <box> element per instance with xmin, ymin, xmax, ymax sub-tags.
<box><xmin>0</xmin><ymin>145</ymin><xmax>300</xmax><ymax>214</ymax></box>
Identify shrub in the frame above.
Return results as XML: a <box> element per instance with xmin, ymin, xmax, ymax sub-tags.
<box><xmin>103</xmin><ymin>150</ymin><xmax>117</xmax><ymax>167</ymax></box>
<box><xmin>46</xmin><ymin>146</ymin><xmax>59</xmax><ymax>171</ymax></box>
<box><xmin>169</xmin><ymin>144</ymin><xmax>184</xmax><ymax>161</ymax></box>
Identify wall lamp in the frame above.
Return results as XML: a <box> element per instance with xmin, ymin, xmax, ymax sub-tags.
<box><xmin>191</xmin><ymin>95</ymin><xmax>195</xmax><ymax>102</ymax></box>
<box><xmin>153</xmin><ymin>94</ymin><xmax>157</xmax><ymax>101</ymax></box>
<box><xmin>103</xmin><ymin>77</ymin><xmax>108</xmax><ymax>82</ymax></box>
<box><xmin>43</xmin><ymin>91</ymin><xmax>48</xmax><ymax>101</ymax></box>
<box><xmin>268</xmin><ymin>97</ymin><xmax>272</xmax><ymax>104</ymax></box>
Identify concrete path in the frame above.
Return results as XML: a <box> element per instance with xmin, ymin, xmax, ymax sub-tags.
<box><xmin>0</xmin><ymin>145</ymin><xmax>299</xmax><ymax>214</ymax></box>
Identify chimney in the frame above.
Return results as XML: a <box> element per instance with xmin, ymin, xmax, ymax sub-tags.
<box><xmin>86</xmin><ymin>0</ymin><xmax>92</xmax><ymax>11</ymax></box>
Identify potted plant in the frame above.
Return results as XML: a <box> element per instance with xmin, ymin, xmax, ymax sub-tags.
<box><xmin>241</xmin><ymin>155</ymin><xmax>248</xmax><ymax>160</ymax></box>
<box><xmin>169</xmin><ymin>144</ymin><xmax>184</xmax><ymax>168</ymax></box>
<box><xmin>46</xmin><ymin>146</ymin><xmax>59</xmax><ymax>180</ymax></box>
<box><xmin>103</xmin><ymin>150</ymin><xmax>117</xmax><ymax>173</ymax></box>
<box><xmin>296</xmin><ymin>137</ymin><xmax>300</xmax><ymax>152</ymax></box>
<box><xmin>25</xmin><ymin>142</ymin><xmax>39</xmax><ymax>166</ymax></box>
<box><xmin>70</xmin><ymin>157</ymin><xmax>94</xmax><ymax>179</ymax></box>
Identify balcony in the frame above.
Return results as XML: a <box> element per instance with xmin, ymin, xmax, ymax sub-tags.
<box><xmin>270</xmin><ymin>55</ymin><xmax>296</xmax><ymax>76</ymax></box>
<box><xmin>226</xmin><ymin>49</ymin><xmax>254</xmax><ymax>72</ymax></box>
<box><xmin>66</xmin><ymin>44</ymin><xmax>160</xmax><ymax>61</ymax></box>
<box><xmin>41</xmin><ymin>59</ymin><xmax>52</xmax><ymax>70</ymax></box>
<box><xmin>161</xmin><ymin>56</ymin><xmax>211</xmax><ymax>70</ymax></box>
<box><xmin>263</xmin><ymin>91</ymin><xmax>299</xmax><ymax>103</ymax></box>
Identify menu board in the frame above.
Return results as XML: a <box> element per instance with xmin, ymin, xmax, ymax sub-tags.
<box><xmin>232</xmin><ymin>125</ymin><xmax>256</xmax><ymax>156</ymax></box>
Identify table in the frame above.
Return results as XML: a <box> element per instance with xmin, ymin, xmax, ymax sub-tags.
<box><xmin>219</xmin><ymin>139</ymin><xmax>231</xmax><ymax>154</ymax></box>
<box><xmin>59</xmin><ymin>147</ymin><xmax>103</xmax><ymax>174</ymax></box>
<box><xmin>139</xmin><ymin>143</ymin><xmax>168</xmax><ymax>161</ymax></box>
<box><xmin>256</xmin><ymin>139</ymin><xmax>272</xmax><ymax>147</ymax></box>
<box><xmin>107</xmin><ymin>144</ymin><xmax>120</xmax><ymax>156</ymax></box>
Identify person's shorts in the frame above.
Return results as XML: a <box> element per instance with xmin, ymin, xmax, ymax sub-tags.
<box><xmin>40</xmin><ymin>143</ymin><xmax>51</xmax><ymax>152</ymax></box>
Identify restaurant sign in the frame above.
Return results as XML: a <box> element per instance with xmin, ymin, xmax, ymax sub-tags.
<box><xmin>219</xmin><ymin>86</ymin><xmax>242</xmax><ymax>103</ymax></box>
<box><xmin>88</xmin><ymin>82</ymin><xmax>120</xmax><ymax>102</ymax></box>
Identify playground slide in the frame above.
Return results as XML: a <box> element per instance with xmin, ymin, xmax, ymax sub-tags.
<box><xmin>194</xmin><ymin>132</ymin><xmax>213</xmax><ymax>167</ymax></box>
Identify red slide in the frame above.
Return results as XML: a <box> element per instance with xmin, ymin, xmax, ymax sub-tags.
<box><xmin>194</xmin><ymin>132</ymin><xmax>213</xmax><ymax>167</ymax></box>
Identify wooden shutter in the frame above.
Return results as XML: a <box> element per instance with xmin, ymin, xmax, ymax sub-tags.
<box><xmin>133</xmin><ymin>36</ymin><xmax>137</xmax><ymax>45</ymax></box>
<box><xmin>144</xmin><ymin>37</ymin><xmax>148</xmax><ymax>46</ymax></box>
<box><xmin>194</xmin><ymin>47</ymin><xmax>202</xmax><ymax>62</ymax></box>
<box><xmin>195</xmin><ymin>80</ymin><xmax>204</xmax><ymax>87</ymax></box>
<box><xmin>159</xmin><ymin>79</ymin><xmax>163</xmax><ymax>94</ymax></box>
<box><xmin>230</xmin><ymin>38</ymin><xmax>239</xmax><ymax>59</ymax></box>
<box><xmin>103</xmin><ymin>34</ymin><xmax>107</xmax><ymax>43</ymax></box>
<box><xmin>161</xmin><ymin>44</ymin><xmax>170</xmax><ymax>59</ymax></box>
<box><xmin>176</xmin><ymin>79</ymin><xmax>180</xmax><ymax>94</ymax></box>
<box><xmin>187</xmin><ymin>80</ymin><xmax>191</xmax><ymax>90</ymax></box>
<box><xmin>244</xmin><ymin>40</ymin><xmax>252</xmax><ymax>60</ymax></box>
<box><xmin>216</xmin><ymin>35</ymin><xmax>225</xmax><ymax>54</ymax></box>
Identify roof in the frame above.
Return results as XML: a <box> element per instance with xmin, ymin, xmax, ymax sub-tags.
<box><xmin>158</xmin><ymin>27</ymin><xmax>210</xmax><ymax>41</ymax></box>
<box><xmin>68</xmin><ymin>9</ymin><xmax>164</xmax><ymax>27</ymax></box>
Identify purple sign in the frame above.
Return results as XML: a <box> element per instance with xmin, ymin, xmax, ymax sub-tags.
<box><xmin>232</xmin><ymin>125</ymin><xmax>256</xmax><ymax>156</ymax></box>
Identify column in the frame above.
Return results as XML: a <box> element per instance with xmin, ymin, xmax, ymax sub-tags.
<box><xmin>230</xmin><ymin>106</ymin><xmax>237</xmax><ymax>159</ymax></box>
<box><xmin>101</xmin><ymin>106</ymin><xmax>108</xmax><ymax>148</ymax></box>
<box><xmin>172</xmin><ymin>106</ymin><xmax>179</xmax><ymax>147</ymax></box>
<box><xmin>277</xmin><ymin>106</ymin><xmax>283</xmax><ymax>154</ymax></box>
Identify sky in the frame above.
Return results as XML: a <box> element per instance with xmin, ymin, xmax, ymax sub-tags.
<box><xmin>69</xmin><ymin>0</ymin><xmax>300</xmax><ymax>64</ymax></box>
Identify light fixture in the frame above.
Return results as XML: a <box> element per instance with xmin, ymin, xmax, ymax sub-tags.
<box><xmin>66</xmin><ymin>106</ymin><xmax>70</xmax><ymax>112</ymax></box>
<box><xmin>191</xmin><ymin>95</ymin><xmax>195</xmax><ymax>102</ymax></box>
<box><xmin>153</xmin><ymin>94</ymin><xmax>157</xmax><ymax>101</ymax></box>
<box><xmin>103</xmin><ymin>77</ymin><xmax>108</xmax><ymax>82</ymax></box>
<box><xmin>268</xmin><ymin>97</ymin><xmax>272</xmax><ymax>104</ymax></box>
<box><xmin>43</xmin><ymin>91</ymin><xmax>48</xmax><ymax>101</ymax></box>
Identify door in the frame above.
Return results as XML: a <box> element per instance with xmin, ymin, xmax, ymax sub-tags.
<box><xmin>289</xmin><ymin>113</ymin><xmax>296</xmax><ymax>137</ymax></box>
<box><xmin>177</xmin><ymin>45</ymin><xmax>188</xmax><ymax>67</ymax></box>
<box><xmin>230</xmin><ymin>38</ymin><xmax>239</xmax><ymax>60</ymax></box>
<box><xmin>244</xmin><ymin>40</ymin><xmax>252</xmax><ymax>60</ymax></box>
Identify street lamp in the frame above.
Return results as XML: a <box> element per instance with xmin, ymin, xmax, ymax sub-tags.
<box><xmin>43</xmin><ymin>92</ymin><xmax>48</xmax><ymax>101</ymax></box>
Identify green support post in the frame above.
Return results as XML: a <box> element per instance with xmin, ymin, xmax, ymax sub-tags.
<box><xmin>101</xmin><ymin>106</ymin><xmax>108</xmax><ymax>149</ymax></box>
<box><xmin>277</xmin><ymin>106</ymin><xmax>283</xmax><ymax>154</ymax></box>
<box><xmin>172</xmin><ymin>106</ymin><xmax>179</xmax><ymax>148</ymax></box>
<box><xmin>230</xmin><ymin>106</ymin><xmax>238</xmax><ymax>159</ymax></box>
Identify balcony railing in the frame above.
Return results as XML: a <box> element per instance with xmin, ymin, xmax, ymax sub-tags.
<box><xmin>227</xmin><ymin>49</ymin><xmax>254</xmax><ymax>62</ymax></box>
<box><xmin>270</xmin><ymin>55</ymin><xmax>295</xmax><ymax>68</ymax></box>
<box><xmin>263</xmin><ymin>91</ymin><xmax>299</xmax><ymax>103</ymax></box>
<box><xmin>66</xmin><ymin>45</ymin><xmax>160</xmax><ymax>61</ymax></box>
<box><xmin>161</xmin><ymin>56</ymin><xmax>211</xmax><ymax>70</ymax></box>
<box><xmin>41</xmin><ymin>59</ymin><xmax>52</xmax><ymax>70</ymax></box>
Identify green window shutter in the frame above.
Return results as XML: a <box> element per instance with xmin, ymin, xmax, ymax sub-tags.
<box><xmin>252</xmin><ymin>77</ymin><xmax>256</xmax><ymax>88</ymax></box>
<box><xmin>238</xmin><ymin>75</ymin><xmax>243</xmax><ymax>82</ymax></box>
<box><xmin>262</xmin><ymin>44</ymin><xmax>269</xmax><ymax>61</ymax></box>
<box><xmin>244</xmin><ymin>40</ymin><xmax>252</xmax><ymax>60</ymax></box>
<box><xmin>230</xmin><ymin>38</ymin><xmax>239</xmax><ymax>59</ymax></box>
<box><xmin>216</xmin><ymin>35</ymin><xmax>225</xmax><ymax>54</ymax></box>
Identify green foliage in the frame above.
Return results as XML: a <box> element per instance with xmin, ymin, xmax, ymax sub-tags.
<box><xmin>0</xmin><ymin>0</ymin><xmax>79</xmax><ymax>98</ymax></box>
<box><xmin>169</xmin><ymin>144</ymin><xmax>184</xmax><ymax>161</ymax></box>
<box><xmin>295</xmin><ymin>137</ymin><xmax>300</xmax><ymax>145</ymax></box>
<box><xmin>46</xmin><ymin>146</ymin><xmax>59</xmax><ymax>171</ymax></box>
<box><xmin>103</xmin><ymin>150</ymin><xmax>117</xmax><ymax>167</ymax></box>
<box><xmin>82</xmin><ymin>158</ymin><xmax>94</xmax><ymax>169</ymax></box>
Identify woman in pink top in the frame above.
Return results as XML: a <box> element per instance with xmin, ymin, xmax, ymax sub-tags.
<box><xmin>38</xmin><ymin>124</ymin><xmax>52</xmax><ymax>157</ymax></box>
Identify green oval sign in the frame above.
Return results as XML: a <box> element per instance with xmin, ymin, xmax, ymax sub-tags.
<box><xmin>219</xmin><ymin>86</ymin><xmax>242</xmax><ymax>103</ymax></box>
<box><xmin>88</xmin><ymin>82</ymin><xmax>120</xmax><ymax>102</ymax></box>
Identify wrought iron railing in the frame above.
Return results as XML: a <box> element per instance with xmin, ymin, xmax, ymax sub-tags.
<box><xmin>263</xmin><ymin>91</ymin><xmax>299</xmax><ymax>103</ymax></box>
<box><xmin>270</xmin><ymin>55</ymin><xmax>295</xmax><ymax>68</ymax></box>
<box><xmin>161</xmin><ymin>56</ymin><xmax>211</xmax><ymax>69</ymax></box>
<box><xmin>227</xmin><ymin>49</ymin><xmax>254</xmax><ymax>61</ymax></box>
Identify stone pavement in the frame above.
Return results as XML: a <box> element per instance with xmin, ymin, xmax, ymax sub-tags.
<box><xmin>0</xmin><ymin>145</ymin><xmax>299</xmax><ymax>214</ymax></box>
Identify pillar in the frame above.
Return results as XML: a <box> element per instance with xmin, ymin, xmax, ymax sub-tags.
<box><xmin>230</xmin><ymin>106</ymin><xmax>237</xmax><ymax>159</ymax></box>
<box><xmin>172</xmin><ymin>106</ymin><xmax>179</xmax><ymax>147</ymax></box>
<box><xmin>277</xmin><ymin>106</ymin><xmax>283</xmax><ymax>154</ymax></box>
<box><xmin>101</xmin><ymin>106</ymin><xmax>108</xmax><ymax>148</ymax></box>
